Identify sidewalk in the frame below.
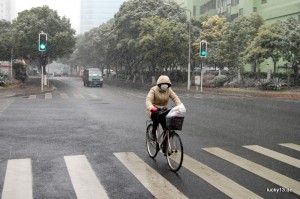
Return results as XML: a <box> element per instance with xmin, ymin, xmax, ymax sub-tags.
<box><xmin>173</xmin><ymin>85</ymin><xmax>300</xmax><ymax>100</ymax></box>
<box><xmin>0</xmin><ymin>76</ymin><xmax>54</xmax><ymax>98</ymax></box>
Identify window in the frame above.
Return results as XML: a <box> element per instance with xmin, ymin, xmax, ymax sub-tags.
<box><xmin>253</xmin><ymin>7</ymin><xmax>257</xmax><ymax>12</ymax></box>
<box><xmin>231</xmin><ymin>0</ymin><xmax>239</xmax><ymax>6</ymax></box>
<box><xmin>239</xmin><ymin>8</ymin><xmax>243</xmax><ymax>15</ymax></box>
<box><xmin>193</xmin><ymin>6</ymin><xmax>196</xmax><ymax>17</ymax></box>
<box><xmin>261</xmin><ymin>0</ymin><xmax>267</xmax><ymax>4</ymax></box>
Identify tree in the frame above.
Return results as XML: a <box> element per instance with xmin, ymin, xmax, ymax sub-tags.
<box><xmin>112</xmin><ymin>0</ymin><xmax>187</xmax><ymax>78</ymax></box>
<box><xmin>12</xmin><ymin>6</ymin><xmax>76</xmax><ymax>72</ymax></box>
<box><xmin>245</xmin><ymin>21</ymin><xmax>283</xmax><ymax>73</ymax></box>
<box><xmin>139</xmin><ymin>16</ymin><xmax>188</xmax><ymax>73</ymax></box>
<box><xmin>199</xmin><ymin>15</ymin><xmax>227</xmax><ymax>69</ymax></box>
<box><xmin>218</xmin><ymin>13</ymin><xmax>264</xmax><ymax>73</ymax></box>
<box><xmin>0</xmin><ymin>20</ymin><xmax>13</xmax><ymax>61</ymax></box>
<box><xmin>281</xmin><ymin>17</ymin><xmax>300</xmax><ymax>86</ymax></box>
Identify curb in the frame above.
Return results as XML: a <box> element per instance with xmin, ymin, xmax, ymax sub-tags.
<box><xmin>0</xmin><ymin>85</ymin><xmax>56</xmax><ymax>99</ymax></box>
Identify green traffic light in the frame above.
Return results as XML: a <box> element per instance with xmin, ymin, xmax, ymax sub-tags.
<box><xmin>40</xmin><ymin>44</ymin><xmax>46</xmax><ymax>50</ymax></box>
<box><xmin>201</xmin><ymin>51</ymin><xmax>206</xmax><ymax>56</ymax></box>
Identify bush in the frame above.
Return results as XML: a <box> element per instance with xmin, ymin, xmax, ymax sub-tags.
<box><xmin>257</xmin><ymin>78</ymin><xmax>283</xmax><ymax>91</ymax></box>
<box><xmin>213</xmin><ymin>75</ymin><xmax>228</xmax><ymax>87</ymax></box>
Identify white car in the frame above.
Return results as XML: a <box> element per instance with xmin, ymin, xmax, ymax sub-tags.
<box><xmin>103</xmin><ymin>69</ymin><xmax>116</xmax><ymax>76</ymax></box>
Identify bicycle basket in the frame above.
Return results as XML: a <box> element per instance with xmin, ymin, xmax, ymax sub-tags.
<box><xmin>166</xmin><ymin>117</ymin><xmax>184</xmax><ymax>130</ymax></box>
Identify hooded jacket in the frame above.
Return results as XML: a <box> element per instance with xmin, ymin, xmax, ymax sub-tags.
<box><xmin>145</xmin><ymin>75</ymin><xmax>181</xmax><ymax>118</ymax></box>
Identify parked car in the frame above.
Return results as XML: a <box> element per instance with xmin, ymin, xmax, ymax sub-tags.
<box><xmin>54</xmin><ymin>71</ymin><xmax>62</xmax><ymax>77</ymax></box>
<box><xmin>83</xmin><ymin>68</ymin><xmax>103</xmax><ymax>87</ymax></box>
<box><xmin>103</xmin><ymin>69</ymin><xmax>116</xmax><ymax>77</ymax></box>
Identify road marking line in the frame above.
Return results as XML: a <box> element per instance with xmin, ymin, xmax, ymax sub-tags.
<box><xmin>88</xmin><ymin>93</ymin><xmax>100</xmax><ymax>99</ymax></box>
<box><xmin>279</xmin><ymin>143</ymin><xmax>300</xmax><ymax>152</ymax></box>
<box><xmin>64</xmin><ymin>155</ymin><xmax>109</xmax><ymax>199</ymax></box>
<box><xmin>173</xmin><ymin>152</ymin><xmax>262</xmax><ymax>199</ymax></box>
<box><xmin>74</xmin><ymin>93</ymin><xmax>85</xmax><ymax>99</ymax></box>
<box><xmin>1</xmin><ymin>159</ymin><xmax>32</xmax><ymax>199</ymax></box>
<box><xmin>28</xmin><ymin>95</ymin><xmax>36</xmax><ymax>100</ymax></box>
<box><xmin>114</xmin><ymin>152</ymin><xmax>188</xmax><ymax>199</ymax></box>
<box><xmin>60</xmin><ymin>93</ymin><xmax>69</xmax><ymax>99</ymax></box>
<box><xmin>244</xmin><ymin>145</ymin><xmax>300</xmax><ymax>168</ymax></box>
<box><xmin>45</xmin><ymin>93</ymin><xmax>52</xmax><ymax>99</ymax></box>
<box><xmin>0</xmin><ymin>98</ymin><xmax>14</xmax><ymax>112</ymax></box>
<box><xmin>203</xmin><ymin>147</ymin><xmax>300</xmax><ymax>195</ymax></box>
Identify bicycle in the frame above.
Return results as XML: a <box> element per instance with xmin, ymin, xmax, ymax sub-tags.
<box><xmin>146</xmin><ymin>108</ymin><xmax>184</xmax><ymax>172</ymax></box>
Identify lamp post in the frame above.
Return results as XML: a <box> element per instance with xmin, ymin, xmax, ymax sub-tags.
<box><xmin>185</xmin><ymin>9</ymin><xmax>192</xmax><ymax>90</ymax></box>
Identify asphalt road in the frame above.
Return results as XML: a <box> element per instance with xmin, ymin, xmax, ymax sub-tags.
<box><xmin>0</xmin><ymin>76</ymin><xmax>299</xmax><ymax>199</ymax></box>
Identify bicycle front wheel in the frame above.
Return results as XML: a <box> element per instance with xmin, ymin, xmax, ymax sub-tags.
<box><xmin>146</xmin><ymin>124</ymin><xmax>158</xmax><ymax>158</ymax></box>
<box><xmin>166</xmin><ymin>131</ymin><xmax>183</xmax><ymax>172</ymax></box>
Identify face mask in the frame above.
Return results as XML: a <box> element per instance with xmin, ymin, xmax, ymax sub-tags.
<box><xmin>160</xmin><ymin>84</ymin><xmax>169</xmax><ymax>91</ymax></box>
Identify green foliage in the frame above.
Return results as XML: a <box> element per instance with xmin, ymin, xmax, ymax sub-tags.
<box><xmin>13</xmin><ymin>63</ymin><xmax>27</xmax><ymax>81</ymax></box>
<box><xmin>11</xmin><ymin>6</ymin><xmax>76</xmax><ymax>63</ymax></box>
<box><xmin>0</xmin><ymin>20</ymin><xmax>13</xmax><ymax>60</ymax></box>
<box><xmin>245</xmin><ymin>21</ymin><xmax>283</xmax><ymax>73</ymax></box>
<box><xmin>218</xmin><ymin>13</ymin><xmax>264</xmax><ymax>69</ymax></box>
<box><xmin>213</xmin><ymin>75</ymin><xmax>228</xmax><ymax>87</ymax></box>
<box><xmin>139</xmin><ymin>16</ymin><xmax>188</xmax><ymax>71</ymax></box>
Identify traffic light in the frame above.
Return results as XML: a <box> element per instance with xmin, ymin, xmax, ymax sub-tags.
<box><xmin>39</xmin><ymin>33</ymin><xmax>47</xmax><ymax>51</ymax></box>
<box><xmin>200</xmin><ymin>40</ymin><xmax>207</xmax><ymax>57</ymax></box>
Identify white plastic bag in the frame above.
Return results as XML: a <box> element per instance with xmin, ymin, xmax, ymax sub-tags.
<box><xmin>166</xmin><ymin>103</ymin><xmax>186</xmax><ymax>117</ymax></box>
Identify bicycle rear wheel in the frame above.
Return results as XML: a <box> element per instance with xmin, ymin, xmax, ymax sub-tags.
<box><xmin>146</xmin><ymin>124</ymin><xmax>158</xmax><ymax>158</ymax></box>
<box><xmin>166</xmin><ymin>131</ymin><xmax>183</xmax><ymax>172</ymax></box>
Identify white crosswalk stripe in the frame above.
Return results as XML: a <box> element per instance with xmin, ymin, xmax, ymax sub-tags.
<box><xmin>179</xmin><ymin>152</ymin><xmax>262</xmax><ymax>199</ymax></box>
<box><xmin>45</xmin><ymin>93</ymin><xmax>52</xmax><ymax>99</ymax></box>
<box><xmin>60</xmin><ymin>93</ymin><xmax>69</xmax><ymax>99</ymax></box>
<box><xmin>203</xmin><ymin>147</ymin><xmax>300</xmax><ymax>196</ymax></box>
<box><xmin>280</xmin><ymin>143</ymin><xmax>300</xmax><ymax>152</ymax></box>
<box><xmin>1</xmin><ymin>159</ymin><xmax>32</xmax><ymax>199</ymax></box>
<box><xmin>244</xmin><ymin>145</ymin><xmax>300</xmax><ymax>168</ymax></box>
<box><xmin>114</xmin><ymin>152</ymin><xmax>188</xmax><ymax>199</ymax></box>
<box><xmin>28</xmin><ymin>95</ymin><xmax>36</xmax><ymax>99</ymax></box>
<box><xmin>0</xmin><ymin>98</ymin><xmax>15</xmax><ymax>112</ymax></box>
<box><xmin>0</xmin><ymin>143</ymin><xmax>299</xmax><ymax>198</ymax></box>
<box><xmin>64</xmin><ymin>155</ymin><xmax>109</xmax><ymax>199</ymax></box>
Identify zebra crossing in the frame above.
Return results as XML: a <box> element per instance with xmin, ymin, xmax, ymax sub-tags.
<box><xmin>1</xmin><ymin>143</ymin><xmax>299</xmax><ymax>198</ymax></box>
<box><xmin>27</xmin><ymin>92</ymin><xmax>103</xmax><ymax>100</ymax></box>
<box><xmin>24</xmin><ymin>92</ymin><xmax>240</xmax><ymax>101</ymax></box>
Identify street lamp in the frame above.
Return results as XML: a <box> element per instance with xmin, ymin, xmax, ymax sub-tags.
<box><xmin>163</xmin><ymin>3</ymin><xmax>191</xmax><ymax>90</ymax></box>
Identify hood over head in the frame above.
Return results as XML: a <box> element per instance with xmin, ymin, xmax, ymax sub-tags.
<box><xmin>156</xmin><ymin>75</ymin><xmax>171</xmax><ymax>86</ymax></box>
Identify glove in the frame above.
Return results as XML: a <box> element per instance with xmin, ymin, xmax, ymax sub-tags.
<box><xmin>150</xmin><ymin>107</ymin><xmax>158</xmax><ymax>113</ymax></box>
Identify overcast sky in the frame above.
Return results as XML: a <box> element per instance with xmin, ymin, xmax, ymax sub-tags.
<box><xmin>15</xmin><ymin>0</ymin><xmax>126</xmax><ymax>34</ymax></box>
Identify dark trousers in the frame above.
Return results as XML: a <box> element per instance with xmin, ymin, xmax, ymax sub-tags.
<box><xmin>151</xmin><ymin>112</ymin><xmax>167</xmax><ymax>150</ymax></box>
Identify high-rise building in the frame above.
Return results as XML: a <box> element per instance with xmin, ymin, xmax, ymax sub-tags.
<box><xmin>0</xmin><ymin>0</ymin><xmax>15</xmax><ymax>21</ymax></box>
<box><xmin>80</xmin><ymin>0</ymin><xmax>126</xmax><ymax>34</ymax></box>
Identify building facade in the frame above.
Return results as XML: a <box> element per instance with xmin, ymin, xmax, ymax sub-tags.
<box><xmin>174</xmin><ymin>0</ymin><xmax>300</xmax><ymax>23</ymax></box>
<box><xmin>0</xmin><ymin>0</ymin><xmax>15</xmax><ymax>21</ymax></box>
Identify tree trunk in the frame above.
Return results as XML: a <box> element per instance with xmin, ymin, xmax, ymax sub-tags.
<box><xmin>272</xmin><ymin>58</ymin><xmax>277</xmax><ymax>74</ymax></box>
<box><xmin>293</xmin><ymin>64</ymin><xmax>299</xmax><ymax>87</ymax></box>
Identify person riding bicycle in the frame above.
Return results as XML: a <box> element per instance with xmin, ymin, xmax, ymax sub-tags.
<box><xmin>146</xmin><ymin>75</ymin><xmax>182</xmax><ymax>148</ymax></box>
